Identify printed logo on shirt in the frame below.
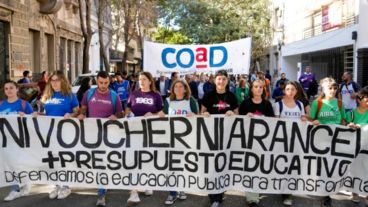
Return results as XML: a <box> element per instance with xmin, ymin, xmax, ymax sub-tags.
<box><xmin>213</xmin><ymin>100</ymin><xmax>229</xmax><ymax>111</ymax></box>
<box><xmin>284</xmin><ymin>111</ymin><xmax>301</xmax><ymax>117</ymax></box>
<box><xmin>254</xmin><ymin>110</ymin><xmax>264</xmax><ymax>116</ymax></box>
<box><xmin>136</xmin><ymin>97</ymin><xmax>154</xmax><ymax>105</ymax></box>
<box><xmin>91</xmin><ymin>97</ymin><xmax>112</xmax><ymax>105</ymax></box>
<box><xmin>169</xmin><ymin>109</ymin><xmax>188</xmax><ymax>115</ymax></box>
<box><xmin>45</xmin><ymin>98</ymin><xmax>63</xmax><ymax>105</ymax></box>
<box><xmin>341</xmin><ymin>90</ymin><xmax>354</xmax><ymax>94</ymax></box>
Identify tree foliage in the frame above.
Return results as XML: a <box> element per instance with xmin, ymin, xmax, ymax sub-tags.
<box><xmin>157</xmin><ymin>0</ymin><xmax>271</xmax><ymax>59</ymax></box>
<box><xmin>152</xmin><ymin>27</ymin><xmax>191</xmax><ymax>44</ymax></box>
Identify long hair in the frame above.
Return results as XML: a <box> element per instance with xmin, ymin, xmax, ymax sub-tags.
<box><xmin>169</xmin><ymin>79</ymin><xmax>191</xmax><ymax>101</ymax></box>
<box><xmin>318</xmin><ymin>77</ymin><xmax>338</xmax><ymax>99</ymax></box>
<box><xmin>294</xmin><ymin>81</ymin><xmax>308</xmax><ymax>101</ymax></box>
<box><xmin>139</xmin><ymin>71</ymin><xmax>157</xmax><ymax>92</ymax></box>
<box><xmin>77</xmin><ymin>77</ymin><xmax>91</xmax><ymax>102</ymax></box>
<box><xmin>249</xmin><ymin>79</ymin><xmax>266</xmax><ymax>99</ymax></box>
<box><xmin>41</xmin><ymin>70</ymin><xmax>72</xmax><ymax>103</ymax></box>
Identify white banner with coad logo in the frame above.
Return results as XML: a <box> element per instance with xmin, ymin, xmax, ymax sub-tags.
<box><xmin>143</xmin><ymin>38</ymin><xmax>252</xmax><ymax>77</ymax></box>
<box><xmin>1</xmin><ymin>115</ymin><xmax>368</xmax><ymax>195</ymax></box>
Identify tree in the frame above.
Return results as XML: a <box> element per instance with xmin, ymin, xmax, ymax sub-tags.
<box><xmin>152</xmin><ymin>27</ymin><xmax>191</xmax><ymax>44</ymax></box>
<box><xmin>111</xmin><ymin>0</ymin><xmax>158</xmax><ymax>72</ymax></box>
<box><xmin>157</xmin><ymin>0</ymin><xmax>272</xmax><ymax>59</ymax></box>
<box><xmin>78</xmin><ymin>0</ymin><xmax>93</xmax><ymax>73</ymax></box>
<box><xmin>95</xmin><ymin>0</ymin><xmax>111</xmax><ymax>71</ymax></box>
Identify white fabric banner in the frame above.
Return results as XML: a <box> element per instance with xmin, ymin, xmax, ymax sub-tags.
<box><xmin>143</xmin><ymin>38</ymin><xmax>252</xmax><ymax>77</ymax></box>
<box><xmin>1</xmin><ymin>115</ymin><xmax>368</xmax><ymax>195</ymax></box>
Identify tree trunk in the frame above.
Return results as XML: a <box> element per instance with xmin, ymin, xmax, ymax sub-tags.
<box><xmin>97</xmin><ymin>0</ymin><xmax>110</xmax><ymax>71</ymax></box>
<box><xmin>78</xmin><ymin>0</ymin><xmax>93</xmax><ymax>74</ymax></box>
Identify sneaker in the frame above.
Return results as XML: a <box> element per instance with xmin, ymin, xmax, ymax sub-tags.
<box><xmin>178</xmin><ymin>191</ymin><xmax>187</xmax><ymax>200</ymax></box>
<box><xmin>165</xmin><ymin>195</ymin><xmax>177</xmax><ymax>205</ymax></box>
<box><xmin>4</xmin><ymin>191</ymin><xmax>22</xmax><ymax>201</ymax></box>
<box><xmin>20</xmin><ymin>183</ymin><xmax>31</xmax><ymax>196</ymax></box>
<box><xmin>144</xmin><ymin>190</ymin><xmax>153</xmax><ymax>196</ymax></box>
<box><xmin>210</xmin><ymin>201</ymin><xmax>220</xmax><ymax>207</ymax></box>
<box><xmin>57</xmin><ymin>187</ymin><xmax>71</xmax><ymax>199</ymax></box>
<box><xmin>49</xmin><ymin>186</ymin><xmax>61</xmax><ymax>199</ymax></box>
<box><xmin>96</xmin><ymin>195</ymin><xmax>106</xmax><ymax>207</ymax></box>
<box><xmin>283</xmin><ymin>196</ymin><xmax>293</xmax><ymax>206</ymax></box>
<box><xmin>365</xmin><ymin>197</ymin><xmax>368</xmax><ymax>206</ymax></box>
<box><xmin>248</xmin><ymin>202</ymin><xmax>259</xmax><ymax>207</ymax></box>
<box><xmin>351</xmin><ymin>193</ymin><xmax>360</xmax><ymax>203</ymax></box>
<box><xmin>321</xmin><ymin>197</ymin><xmax>332</xmax><ymax>207</ymax></box>
<box><xmin>127</xmin><ymin>190</ymin><xmax>140</xmax><ymax>204</ymax></box>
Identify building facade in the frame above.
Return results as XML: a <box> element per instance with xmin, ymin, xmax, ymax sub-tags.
<box><xmin>0</xmin><ymin>0</ymin><xmax>112</xmax><ymax>84</ymax></box>
<box><xmin>266</xmin><ymin>0</ymin><xmax>368</xmax><ymax>86</ymax></box>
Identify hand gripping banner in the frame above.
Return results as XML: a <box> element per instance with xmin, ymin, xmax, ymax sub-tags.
<box><xmin>1</xmin><ymin>115</ymin><xmax>368</xmax><ymax>195</ymax></box>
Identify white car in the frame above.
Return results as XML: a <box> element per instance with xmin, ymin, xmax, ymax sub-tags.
<box><xmin>71</xmin><ymin>72</ymin><xmax>115</xmax><ymax>94</ymax></box>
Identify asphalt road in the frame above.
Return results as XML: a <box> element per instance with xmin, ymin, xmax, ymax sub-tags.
<box><xmin>0</xmin><ymin>185</ymin><xmax>367</xmax><ymax>207</ymax></box>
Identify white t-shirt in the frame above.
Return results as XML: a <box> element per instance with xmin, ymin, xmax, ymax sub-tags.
<box><xmin>340</xmin><ymin>82</ymin><xmax>357</xmax><ymax>110</ymax></box>
<box><xmin>198</xmin><ymin>82</ymin><xmax>205</xmax><ymax>99</ymax></box>
<box><xmin>160</xmin><ymin>81</ymin><xmax>166</xmax><ymax>96</ymax></box>
<box><xmin>273</xmin><ymin>100</ymin><xmax>305</xmax><ymax>121</ymax></box>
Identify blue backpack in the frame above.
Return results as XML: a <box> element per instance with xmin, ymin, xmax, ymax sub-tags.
<box><xmin>86</xmin><ymin>88</ymin><xmax>118</xmax><ymax>114</ymax></box>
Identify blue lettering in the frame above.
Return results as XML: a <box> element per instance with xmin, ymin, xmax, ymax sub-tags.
<box><xmin>162</xmin><ymin>48</ymin><xmax>177</xmax><ymax>68</ymax></box>
<box><xmin>210</xmin><ymin>46</ymin><xmax>228</xmax><ymax>67</ymax></box>
<box><xmin>176</xmin><ymin>48</ymin><xmax>194</xmax><ymax>68</ymax></box>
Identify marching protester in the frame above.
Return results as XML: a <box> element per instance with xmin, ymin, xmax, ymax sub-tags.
<box><xmin>155</xmin><ymin>74</ymin><xmax>170</xmax><ymax>100</ymax></box>
<box><xmin>299</xmin><ymin>66</ymin><xmax>317</xmax><ymax>99</ymax></box>
<box><xmin>273</xmin><ymin>81</ymin><xmax>307</xmax><ymax>206</ymax></box>
<box><xmin>309</xmin><ymin>77</ymin><xmax>346</xmax><ymax>207</ymax></box>
<box><xmin>272</xmin><ymin>80</ymin><xmax>285</xmax><ymax>102</ymax></box>
<box><xmin>37</xmin><ymin>70</ymin><xmax>79</xmax><ymax>200</ymax></box>
<box><xmin>158</xmin><ymin>79</ymin><xmax>199</xmax><ymax>205</ymax></box>
<box><xmin>238</xmin><ymin>79</ymin><xmax>274</xmax><ymax>207</ymax></box>
<box><xmin>1</xmin><ymin>80</ymin><xmax>33</xmax><ymax>201</ymax></box>
<box><xmin>77</xmin><ymin>71</ymin><xmax>123</xmax><ymax>206</ymax></box>
<box><xmin>235</xmin><ymin>78</ymin><xmax>249</xmax><ymax>104</ymax></box>
<box><xmin>339</xmin><ymin>71</ymin><xmax>360</xmax><ymax>113</ymax></box>
<box><xmin>76</xmin><ymin>76</ymin><xmax>92</xmax><ymax>104</ymax></box>
<box><xmin>201</xmin><ymin>70</ymin><xmax>238</xmax><ymax>207</ymax></box>
<box><xmin>113</xmin><ymin>71</ymin><xmax>130</xmax><ymax>110</ymax></box>
<box><xmin>124</xmin><ymin>71</ymin><xmax>163</xmax><ymax>204</ymax></box>
<box><xmin>295</xmin><ymin>81</ymin><xmax>311</xmax><ymax>115</ymax></box>
<box><xmin>276</xmin><ymin>73</ymin><xmax>289</xmax><ymax>88</ymax></box>
<box><xmin>346</xmin><ymin>86</ymin><xmax>368</xmax><ymax>204</ymax></box>
<box><xmin>256</xmin><ymin>71</ymin><xmax>271</xmax><ymax>100</ymax></box>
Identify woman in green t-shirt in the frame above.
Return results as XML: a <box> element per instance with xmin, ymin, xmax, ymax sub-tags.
<box><xmin>309</xmin><ymin>77</ymin><xmax>347</xmax><ymax>207</ymax></box>
<box><xmin>235</xmin><ymin>78</ymin><xmax>249</xmax><ymax>104</ymax></box>
<box><xmin>309</xmin><ymin>77</ymin><xmax>346</xmax><ymax>126</ymax></box>
<box><xmin>346</xmin><ymin>86</ymin><xmax>368</xmax><ymax>204</ymax></box>
<box><xmin>347</xmin><ymin>86</ymin><xmax>368</xmax><ymax>128</ymax></box>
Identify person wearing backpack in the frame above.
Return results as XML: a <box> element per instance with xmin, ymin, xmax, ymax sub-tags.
<box><xmin>339</xmin><ymin>71</ymin><xmax>360</xmax><ymax>113</ymax></box>
<box><xmin>1</xmin><ymin>80</ymin><xmax>33</xmax><ymax>202</ymax></box>
<box><xmin>309</xmin><ymin>77</ymin><xmax>346</xmax><ymax>207</ymax></box>
<box><xmin>124</xmin><ymin>71</ymin><xmax>163</xmax><ymax>205</ymax></box>
<box><xmin>77</xmin><ymin>71</ymin><xmax>123</xmax><ymax>207</ymax></box>
<box><xmin>273</xmin><ymin>81</ymin><xmax>307</xmax><ymax>206</ymax></box>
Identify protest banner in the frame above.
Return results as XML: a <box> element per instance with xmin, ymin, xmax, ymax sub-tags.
<box><xmin>143</xmin><ymin>38</ymin><xmax>252</xmax><ymax>76</ymax></box>
<box><xmin>1</xmin><ymin>115</ymin><xmax>368</xmax><ymax>195</ymax></box>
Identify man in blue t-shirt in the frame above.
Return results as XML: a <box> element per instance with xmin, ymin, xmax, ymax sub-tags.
<box><xmin>113</xmin><ymin>71</ymin><xmax>129</xmax><ymax>110</ymax></box>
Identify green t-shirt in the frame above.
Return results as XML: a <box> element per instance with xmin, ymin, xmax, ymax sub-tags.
<box><xmin>310</xmin><ymin>98</ymin><xmax>346</xmax><ymax>125</ymax></box>
<box><xmin>346</xmin><ymin>109</ymin><xmax>368</xmax><ymax>126</ymax></box>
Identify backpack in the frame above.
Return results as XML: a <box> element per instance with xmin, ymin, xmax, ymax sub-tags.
<box><xmin>17</xmin><ymin>78</ymin><xmax>25</xmax><ymax>84</ymax></box>
<box><xmin>278</xmin><ymin>100</ymin><xmax>302</xmax><ymax>115</ymax></box>
<box><xmin>315</xmin><ymin>98</ymin><xmax>343</xmax><ymax>118</ymax></box>
<box><xmin>0</xmin><ymin>99</ymin><xmax>27</xmax><ymax>112</ymax></box>
<box><xmin>86</xmin><ymin>88</ymin><xmax>118</xmax><ymax>115</ymax></box>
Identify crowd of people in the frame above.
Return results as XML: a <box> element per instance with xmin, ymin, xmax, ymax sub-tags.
<box><xmin>0</xmin><ymin>66</ymin><xmax>367</xmax><ymax>207</ymax></box>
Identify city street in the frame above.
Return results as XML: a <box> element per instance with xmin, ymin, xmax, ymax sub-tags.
<box><xmin>0</xmin><ymin>185</ymin><xmax>366</xmax><ymax>207</ymax></box>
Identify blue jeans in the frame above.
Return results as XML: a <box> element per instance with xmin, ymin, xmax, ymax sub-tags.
<box><xmin>11</xmin><ymin>185</ymin><xmax>20</xmax><ymax>192</ymax></box>
<box><xmin>170</xmin><ymin>191</ymin><xmax>177</xmax><ymax>197</ymax></box>
<box><xmin>98</xmin><ymin>188</ymin><xmax>106</xmax><ymax>197</ymax></box>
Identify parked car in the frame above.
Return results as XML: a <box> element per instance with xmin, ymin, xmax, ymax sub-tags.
<box><xmin>72</xmin><ymin>72</ymin><xmax>115</xmax><ymax>94</ymax></box>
